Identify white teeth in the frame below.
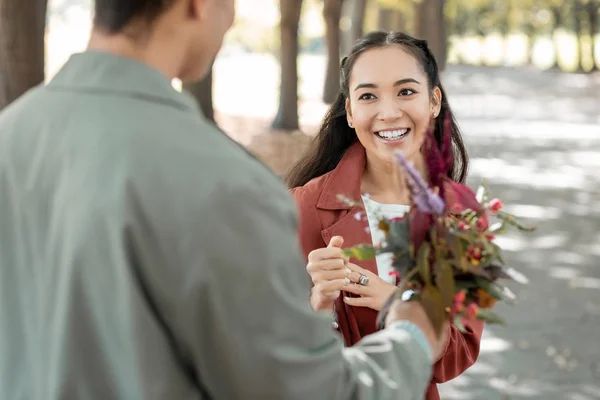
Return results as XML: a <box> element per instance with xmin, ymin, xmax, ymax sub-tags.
<box><xmin>376</xmin><ymin>129</ymin><xmax>409</xmax><ymax>140</ymax></box>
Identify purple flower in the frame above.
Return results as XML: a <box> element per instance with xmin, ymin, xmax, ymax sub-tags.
<box><xmin>395</xmin><ymin>151</ymin><xmax>445</xmax><ymax>215</ymax></box>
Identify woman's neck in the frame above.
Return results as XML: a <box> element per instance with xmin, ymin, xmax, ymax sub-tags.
<box><xmin>361</xmin><ymin>151</ymin><xmax>427</xmax><ymax>205</ymax></box>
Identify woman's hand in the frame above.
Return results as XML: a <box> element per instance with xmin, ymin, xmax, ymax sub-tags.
<box><xmin>306</xmin><ymin>236</ymin><xmax>351</xmax><ymax>311</ymax></box>
<box><xmin>343</xmin><ymin>263</ymin><xmax>397</xmax><ymax>311</ymax></box>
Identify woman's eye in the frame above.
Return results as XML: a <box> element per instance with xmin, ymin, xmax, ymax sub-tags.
<box><xmin>398</xmin><ymin>88</ymin><xmax>415</xmax><ymax>96</ymax></box>
<box><xmin>358</xmin><ymin>93</ymin><xmax>376</xmax><ymax>100</ymax></box>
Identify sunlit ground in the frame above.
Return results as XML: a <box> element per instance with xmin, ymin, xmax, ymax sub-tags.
<box><xmin>44</xmin><ymin>4</ymin><xmax>600</xmax><ymax>400</ymax></box>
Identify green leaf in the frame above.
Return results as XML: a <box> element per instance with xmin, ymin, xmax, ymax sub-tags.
<box><xmin>474</xmin><ymin>277</ymin><xmax>515</xmax><ymax>303</ymax></box>
<box><xmin>388</xmin><ymin>217</ymin><xmax>411</xmax><ymax>251</ymax></box>
<box><xmin>496</xmin><ymin>211</ymin><xmax>536</xmax><ymax>232</ymax></box>
<box><xmin>391</xmin><ymin>250</ymin><xmax>413</xmax><ymax>276</ymax></box>
<box><xmin>492</xmin><ymin>283</ymin><xmax>517</xmax><ymax>303</ymax></box>
<box><xmin>475</xmin><ymin>185</ymin><xmax>485</xmax><ymax>203</ymax></box>
<box><xmin>449</xmin><ymin>235</ymin><xmax>468</xmax><ymax>272</ymax></box>
<box><xmin>454</xmin><ymin>279</ymin><xmax>479</xmax><ymax>291</ymax></box>
<box><xmin>476</xmin><ymin>309</ymin><xmax>506</xmax><ymax>324</ymax></box>
<box><xmin>342</xmin><ymin>244</ymin><xmax>377</xmax><ymax>261</ymax></box>
<box><xmin>417</xmin><ymin>242</ymin><xmax>432</xmax><ymax>284</ymax></box>
<box><xmin>489</xmin><ymin>222</ymin><xmax>506</xmax><ymax>233</ymax></box>
<box><xmin>436</xmin><ymin>259</ymin><xmax>456</xmax><ymax>308</ymax></box>
<box><xmin>491</xmin><ymin>242</ymin><xmax>505</xmax><ymax>265</ymax></box>
<box><xmin>454</xmin><ymin>315</ymin><xmax>466</xmax><ymax>333</ymax></box>
<box><xmin>420</xmin><ymin>284</ymin><xmax>446</xmax><ymax>336</ymax></box>
<box><xmin>485</xmin><ymin>265</ymin><xmax>529</xmax><ymax>284</ymax></box>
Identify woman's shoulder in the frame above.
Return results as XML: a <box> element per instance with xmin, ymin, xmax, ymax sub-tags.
<box><xmin>289</xmin><ymin>170</ymin><xmax>335</xmax><ymax>207</ymax></box>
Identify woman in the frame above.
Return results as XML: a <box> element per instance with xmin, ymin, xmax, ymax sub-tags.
<box><xmin>288</xmin><ymin>31</ymin><xmax>483</xmax><ymax>400</ymax></box>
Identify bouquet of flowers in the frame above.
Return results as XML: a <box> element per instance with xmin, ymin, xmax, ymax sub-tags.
<box><xmin>339</xmin><ymin>116</ymin><xmax>535</xmax><ymax>335</ymax></box>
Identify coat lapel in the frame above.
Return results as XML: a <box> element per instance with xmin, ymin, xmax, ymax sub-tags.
<box><xmin>316</xmin><ymin>142</ymin><xmax>378</xmax><ymax>275</ymax></box>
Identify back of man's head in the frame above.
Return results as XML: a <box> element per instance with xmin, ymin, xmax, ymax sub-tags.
<box><xmin>93</xmin><ymin>0</ymin><xmax>175</xmax><ymax>33</ymax></box>
<box><xmin>89</xmin><ymin>0</ymin><xmax>235</xmax><ymax>82</ymax></box>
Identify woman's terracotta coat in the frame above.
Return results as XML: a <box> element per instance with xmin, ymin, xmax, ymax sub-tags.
<box><xmin>290</xmin><ymin>142</ymin><xmax>484</xmax><ymax>400</ymax></box>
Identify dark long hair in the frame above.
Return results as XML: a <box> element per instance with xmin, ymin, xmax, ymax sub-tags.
<box><xmin>285</xmin><ymin>31</ymin><xmax>469</xmax><ymax>188</ymax></box>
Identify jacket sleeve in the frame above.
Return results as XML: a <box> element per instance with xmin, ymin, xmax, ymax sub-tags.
<box><xmin>431</xmin><ymin>315</ymin><xmax>484</xmax><ymax>383</ymax></box>
<box><xmin>136</xmin><ymin>169</ymin><xmax>435</xmax><ymax>400</ymax></box>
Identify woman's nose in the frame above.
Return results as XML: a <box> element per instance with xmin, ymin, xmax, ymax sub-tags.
<box><xmin>377</xmin><ymin>98</ymin><xmax>403</xmax><ymax>122</ymax></box>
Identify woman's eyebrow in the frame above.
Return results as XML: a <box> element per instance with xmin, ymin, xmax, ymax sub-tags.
<box><xmin>354</xmin><ymin>78</ymin><xmax>421</xmax><ymax>91</ymax></box>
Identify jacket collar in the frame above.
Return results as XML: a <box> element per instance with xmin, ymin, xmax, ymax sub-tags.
<box><xmin>47</xmin><ymin>51</ymin><xmax>199</xmax><ymax>113</ymax></box>
<box><xmin>317</xmin><ymin>141</ymin><xmax>366</xmax><ymax>210</ymax></box>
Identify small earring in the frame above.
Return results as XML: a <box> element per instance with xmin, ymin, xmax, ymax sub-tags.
<box><xmin>348</xmin><ymin>121</ymin><xmax>353</xmax><ymax>128</ymax></box>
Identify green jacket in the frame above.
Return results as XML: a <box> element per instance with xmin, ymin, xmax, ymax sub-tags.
<box><xmin>0</xmin><ymin>51</ymin><xmax>432</xmax><ymax>400</ymax></box>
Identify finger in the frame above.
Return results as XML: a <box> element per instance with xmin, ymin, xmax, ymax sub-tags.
<box><xmin>311</xmin><ymin>268</ymin><xmax>351</xmax><ymax>284</ymax></box>
<box><xmin>307</xmin><ymin>247</ymin><xmax>345</xmax><ymax>263</ymax></box>
<box><xmin>343</xmin><ymin>283</ymin><xmax>370</xmax><ymax>296</ymax></box>
<box><xmin>306</xmin><ymin>259</ymin><xmax>347</xmax><ymax>274</ymax></box>
<box><xmin>343</xmin><ymin>295</ymin><xmax>373</xmax><ymax>308</ymax></box>
<box><xmin>347</xmin><ymin>270</ymin><xmax>365</xmax><ymax>284</ymax></box>
<box><xmin>315</xmin><ymin>278</ymin><xmax>349</xmax><ymax>298</ymax></box>
<box><xmin>328</xmin><ymin>237</ymin><xmax>350</xmax><ymax>264</ymax></box>
<box><xmin>328</xmin><ymin>236</ymin><xmax>344</xmax><ymax>248</ymax></box>
<box><xmin>345</xmin><ymin>262</ymin><xmax>368</xmax><ymax>275</ymax></box>
<box><xmin>312</xmin><ymin>287</ymin><xmax>341</xmax><ymax>302</ymax></box>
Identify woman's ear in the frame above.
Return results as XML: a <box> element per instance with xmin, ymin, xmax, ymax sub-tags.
<box><xmin>345</xmin><ymin>98</ymin><xmax>353</xmax><ymax>127</ymax></box>
<box><xmin>432</xmin><ymin>87</ymin><xmax>442</xmax><ymax>117</ymax></box>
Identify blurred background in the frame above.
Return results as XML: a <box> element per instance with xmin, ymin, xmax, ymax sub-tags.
<box><xmin>1</xmin><ymin>0</ymin><xmax>600</xmax><ymax>398</ymax></box>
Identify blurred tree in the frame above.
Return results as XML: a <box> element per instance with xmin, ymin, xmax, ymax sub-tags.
<box><xmin>0</xmin><ymin>0</ymin><xmax>48</xmax><ymax>111</ymax></box>
<box><xmin>376</xmin><ymin>0</ymin><xmax>414</xmax><ymax>33</ymax></box>
<box><xmin>415</xmin><ymin>0</ymin><xmax>447</xmax><ymax>70</ymax></box>
<box><xmin>350</xmin><ymin>0</ymin><xmax>369</xmax><ymax>45</ymax></box>
<box><xmin>584</xmin><ymin>0</ymin><xmax>599</xmax><ymax>71</ymax></box>
<box><xmin>378</xmin><ymin>7</ymin><xmax>407</xmax><ymax>32</ymax></box>
<box><xmin>323</xmin><ymin>0</ymin><xmax>345</xmax><ymax>104</ymax></box>
<box><xmin>574</xmin><ymin>0</ymin><xmax>586</xmax><ymax>72</ymax></box>
<box><xmin>548</xmin><ymin>0</ymin><xmax>567</xmax><ymax>69</ymax></box>
<box><xmin>272</xmin><ymin>0</ymin><xmax>303</xmax><ymax>130</ymax></box>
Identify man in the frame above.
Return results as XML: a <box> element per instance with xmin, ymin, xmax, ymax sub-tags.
<box><xmin>0</xmin><ymin>1</ymin><xmax>447</xmax><ymax>399</ymax></box>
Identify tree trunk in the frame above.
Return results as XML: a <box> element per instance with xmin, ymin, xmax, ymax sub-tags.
<box><xmin>550</xmin><ymin>6</ymin><xmax>563</xmax><ymax>70</ymax></box>
<box><xmin>183</xmin><ymin>63</ymin><xmax>215</xmax><ymax>124</ymax></box>
<box><xmin>378</xmin><ymin>8</ymin><xmax>406</xmax><ymax>33</ymax></box>
<box><xmin>323</xmin><ymin>0</ymin><xmax>344</xmax><ymax>104</ymax></box>
<box><xmin>350</xmin><ymin>0</ymin><xmax>367</xmax><ymax>45</ymax></box>
<box><xmin>574</xmin><ymin>1</ymin><xmax>586</xmax><ymax>72</ymax></box>
<box><xmin>524</xmin><ymin>22</ymin><xmax>536</xmax><ymax>66</ymax></box>
<box><xmin>378</xmin><ymin>7</ymin><xmax>392</xmax><ymax>31</ymax></box>
<box><xmin>0</xmin><ymin>0</ymin><xmax>48</xmax><ymax>111</ymax></box>
<box><xmin>271</xmin><ymin>0</ymin><xmax>303</xmax><ymax>131</ymax></box>
<box><xmin>586</xmin><ymin>2</ymin><xmax>599</xmax><ymax>71</ymax></box>
<box><xmin>450</xmin><ymin>1</ymin><xmax>468</xmax><ymax>64</ymax></box>
<box><xmin>415</xmin><ymin>0</ymin><xmax>447</xmax><ymax>71</ymax></box>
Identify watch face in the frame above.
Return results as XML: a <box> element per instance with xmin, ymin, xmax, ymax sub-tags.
<box><xmin>401</xmin><ymin>289</ymin><xmax>416</xmax><ymax>301</ymax></box>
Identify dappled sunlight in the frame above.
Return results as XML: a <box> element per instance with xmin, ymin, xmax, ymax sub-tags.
<box><xmin>493</xmin><ymin>236</ymin><xmax>528</xmax><ymax>252</ymax></box>
<box><xmin>550</xmin><ymin>266</ymin><xmax>581</xmax><ymax>280</ymax></box>
<box><xmin>469</xmin><ymin>158</ymin><xmax>588</xmax><ymax>190</ymax></box>
<box><xmin>502</xmin><ymin>204</ymin><xmax>562</xmax><ymax>220</ymax></box>
<box><xmin>479</xmin><ymin>336</ymin><xmax>513</xmax><ymax>354</ymax></box>
<box><xmin>531</xmin><ymin>233</ymin><xmax>569</xmax><ymax>250</ymax></box>
<box><xmin>488</xmin><ymin>377</ymin><xmax>545</xmax><ymax>397</ymax></box>
<box><xmin>569</xmin><ymin>277</ymin><xmax>600</xmax><ymax>290</ymax></box>
<box><xmin>554</xmin><ymin>251</ymin><xmax>588</xmax><ymax>265</ymax></box>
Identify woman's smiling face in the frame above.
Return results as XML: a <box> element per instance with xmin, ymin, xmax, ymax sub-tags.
<box><xmin>346</xmin><ymin>45</ymin><xmax>441</xmax><ymax>166</ymax></box>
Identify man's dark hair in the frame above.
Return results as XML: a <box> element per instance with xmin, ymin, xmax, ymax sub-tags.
<box><xmin>93</xmin><ymin>0</ymin><xmax>175</xmax><ymax>33</ymax></box>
